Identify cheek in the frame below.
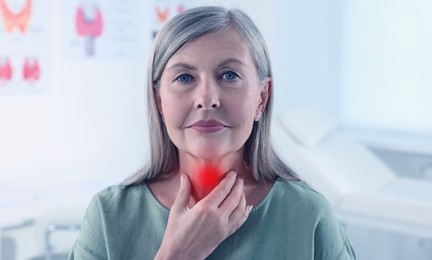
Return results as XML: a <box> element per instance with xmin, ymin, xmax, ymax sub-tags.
<box><xmin>230</xmin><ymin>94</ymin><xmax>259</xmax><ymax>123</ymax></box>
<box><xmin>158</xmin><ymin>97</ymin><xmax>174</xmax><ymax>128</ymax></box>
<box><xmin>230</xmin><ymin>92</ymin><xmax>261</xmax><ymax>137</ymax></box>
<box><xmin>162</xmin><ymin>106</ymin><xmax>184</xmax><ymax>130</ymax></box>
<box><xmin>228</xmin><ymin>105</ymin><xmax>256</xmax><ymax>143</ymax></box>
<box><xmin>160</xmin><ymin>95</ymin><xmax>191</xmax><ymax>142</ymax></box>
<box><xmin>160</xmin><ymin>94</ymin><xmax>183</xmax><ymax>121</ymax></box>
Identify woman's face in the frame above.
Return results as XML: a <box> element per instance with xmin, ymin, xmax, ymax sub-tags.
<box><xmin>157</xmin><ymin>29</ymin><xmax>270</xmax><ymax>160</ymax></box>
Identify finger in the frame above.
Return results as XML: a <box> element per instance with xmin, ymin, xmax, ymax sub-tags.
<box><xmin>201</xmin><ymin>171</ymin><xmax>237</xmax><ymax>206</ymax></box>
<box><xmin>230</xmin><ymin>203</ymin><xmax>253</xmax><ymax>234</ymax></box>
<box><xmin>219</xmin><ymin>177</ymin><xmax>244</xmax><ymax>215</ymax></box>
<box><xmin>228</xmin><ymin>192</ymin><xmax>246</xmax><ymax>222</ymax></box>
<box><xmin>171</xmin><ymin>174</ymin><xmax>191</xmax><ymax>213</ymax></box>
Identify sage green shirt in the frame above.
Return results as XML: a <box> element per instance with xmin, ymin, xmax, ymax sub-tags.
<box><xmin>69</xmin><ymin>178</ymin><xmax>356</xmax><ymax>259</ymax></box>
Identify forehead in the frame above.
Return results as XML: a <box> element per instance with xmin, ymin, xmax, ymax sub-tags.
<box><xmin>168</xmin><ymin>29</ymin><xmax>252</xmax><ymax>63</ymax></box>
<box><xmin>184</xmin><ymin>29</ymin><xmax>247</xmax><ymax>48</ymax></box>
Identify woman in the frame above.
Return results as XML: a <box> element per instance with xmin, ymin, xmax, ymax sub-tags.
<box><xmin>69</xmin><ymin>6</ymin><xmax>356</xmax><ymax>259</ymax></box>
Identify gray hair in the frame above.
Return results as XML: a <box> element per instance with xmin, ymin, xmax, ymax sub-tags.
<box><xmin>123</xmin><ymin>6</ymin><xmax>299</xmax><ymax>185</ymax></box>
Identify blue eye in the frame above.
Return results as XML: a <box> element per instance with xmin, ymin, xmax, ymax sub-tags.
<box><xmin>222</xmin><ymin>71</ymin><xmax>238</xmax><ymax>81</ymax></box>
<box><xmin>176</xmin><ymin>74</ymin><xmax>192</xmax><ymax>83</ymax></box>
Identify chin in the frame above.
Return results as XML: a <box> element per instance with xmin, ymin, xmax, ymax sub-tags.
<box><xmin>190</xmin><ymin>147</ymin><xmax>231</xmax><ymax>160</ymax></box>
<box><xmin>196</xmin><ymin>151</ymin><xmax>225</xmax><ymax>160</ymax></box>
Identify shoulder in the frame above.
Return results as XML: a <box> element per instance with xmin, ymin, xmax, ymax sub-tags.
<box><xmin>258</xmin><ymin>178</ymin><xmax>338</xmax><ymax>233</ymax></box>
<box><xmin>276</xmin><ymin>178</ymin><xmax>322</xmax><ymax>196</ymax></box>
<box><xmin>93</xmin><ymin>184</ymin><xmax>144</xmax><ymax>203</ymax></box>
<box><xmin>87</xmin><ymin>183</ymin><xmax>164</xmax><ymax>217</ymax></box>
<box><xmin>271</xmin><ymin>179</ymin><xmax>356</xmax><ymax>259</ymax></box>
<box><xmin>74</xmin><ymin>185</ymin><xmax>158</xmax><ymax>242</ymax></box>
<box><xmin>272</xmin><ymin>178</ymin><xmax>333</xmax><ymax>215</ymax></box>
<box><xmin>268</xmin><ymin>179</ymin><xmax>343</xmax><ymax>238</ymax></box>
<box><xmin>70</xmin><ymin>184</ymin><xmax>166</xmax><ymax>259</ymax></box>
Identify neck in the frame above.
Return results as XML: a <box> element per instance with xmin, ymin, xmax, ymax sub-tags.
<box><xmin>178</xmin><ymin>151</ymin><xmax>248</xmax><ymax>202</ymax></box>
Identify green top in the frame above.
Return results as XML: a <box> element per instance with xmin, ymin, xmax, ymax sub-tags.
<box><xmin>69</xmin><ymin>178</ymin><xmax>356</xmax><ymax>259</ymax></box>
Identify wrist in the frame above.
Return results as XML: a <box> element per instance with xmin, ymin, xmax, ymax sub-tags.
<box><xmin>154</xmin><ymin>245</ymin><xmax>175</xmax><ymax>260</ymax></box>
<box><xmin>155</xmin><ymin>243</ymin><xmax>183</xmax><ymax>260</ymax></box>
<box><xmin>155</xmin><ymin>244</ymin><xmax>203</xmax><ymax>260</ymax></box>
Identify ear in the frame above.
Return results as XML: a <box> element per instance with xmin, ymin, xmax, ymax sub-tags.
<box><xmin>255</xmin><ymin>77</ymin><xmax>271</xmax><ymax>121</ymax></box>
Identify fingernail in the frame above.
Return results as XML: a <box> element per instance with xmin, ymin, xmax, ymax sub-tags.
<box><xmin>180</xmin><ymin>174</ymin><xmax>185</xmax><ymax>185</ymax></box>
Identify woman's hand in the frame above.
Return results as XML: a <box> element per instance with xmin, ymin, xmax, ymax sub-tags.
<box><xmin>155</xmin><ymin>171</ymin><xmax>253</xmax><ymax>260</ymax></box>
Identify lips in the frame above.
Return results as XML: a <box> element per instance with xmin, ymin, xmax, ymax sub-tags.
<box><xmin>190</xmin><ymin>119</ymin><xmax>227</xmax><ymax>133</ymax></box>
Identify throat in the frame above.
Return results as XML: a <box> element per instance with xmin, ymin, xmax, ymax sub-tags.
<box><xmin>178</xmin><ymin>151</ymin><xmax>247</xmax><ymax>203</ymax></box>
<box><xmin>191</xmin><ymin>163</ymin><xmax>223</xmax><ymax>201</ymax></box>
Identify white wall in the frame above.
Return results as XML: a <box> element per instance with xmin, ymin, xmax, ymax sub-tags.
<box><xmin>340</xmin><ymin>0</ymin><xmax>432</xmax><ymax>135</ymax></box>
<box><xmin>269</xmin><ymin>0</ymin><xmax>342</xmax><ymax>118</ymax></box>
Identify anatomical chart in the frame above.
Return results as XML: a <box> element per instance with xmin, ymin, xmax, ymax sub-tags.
<box><xmin>151</xmin><ymin>0</ymin><xmax>192</xmax><ymax>39</ymax></box>
<box><xmin>61</xmin><ymin>0</ymin><xmax>145</xmax><ymax>60</ymax></box>
<box><xmin>0</xmin><ymin>0</ymin><xmax>51</xmax><ymax>94</ymax></box>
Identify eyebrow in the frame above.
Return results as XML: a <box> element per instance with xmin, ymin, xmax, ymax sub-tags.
<box><xmin>217</xmin><ymin>58</ymin><xmax>247</xmax><ymax>68</ymax></box>
<box><xmin>165</xmin><ymin>62</ymin><xmax>196</xmax><ymax>71</ymax></box>
<box><xmin>165</xmin><ymin>58</ymin><xmax>247</xmax><ymax>71</ymax></box>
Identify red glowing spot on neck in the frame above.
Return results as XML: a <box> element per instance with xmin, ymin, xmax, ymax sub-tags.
<box><xmin>196</xmin><ymin>164</ymin><xmax>222</xmax><ymax>194</ymax></box>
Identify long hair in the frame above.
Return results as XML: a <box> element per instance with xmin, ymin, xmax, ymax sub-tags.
<box><xmin>123</xmin><ymin>6</ymin><xmax>299</xmax><ymax>185</ymax></box>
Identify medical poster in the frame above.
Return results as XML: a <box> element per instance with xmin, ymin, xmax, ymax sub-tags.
<box><xmin>0</xmin><ymin>0</ymin><xmax>51</xmax><ymax>95</ymax></box>
<box><xmin>61</xmin><ymin>0</ymin><xmax>145</xmax><ymax>60</ymax></box>
<box><xmin>151</xmin><ymin>0</ymin><xmax>193</xmax><ymax>39</ymax></box>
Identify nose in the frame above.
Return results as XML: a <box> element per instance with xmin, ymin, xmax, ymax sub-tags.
<box><xmin>194</xmin><ymin>79</ymin><xmax>220</xmax><ymax>110</ymax></box>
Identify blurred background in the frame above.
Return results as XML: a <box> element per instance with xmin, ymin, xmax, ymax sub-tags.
<box><xmin>1</xmin><ymin>0</ymin><xmax>431</xmax><ymax>259</ymax></box>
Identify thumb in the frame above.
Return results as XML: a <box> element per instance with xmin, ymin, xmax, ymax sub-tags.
<box><xmin>172</xmin><ymin>174</ymin><xmax>191</xmax><ymax>212</ymax></box>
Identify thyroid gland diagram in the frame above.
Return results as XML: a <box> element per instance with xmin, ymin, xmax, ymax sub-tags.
<box><xmin>0</xmin><ymin>0</ymin><xmax>32</xmax><ymax>33</ymax></box>
<box><xmin>155</xmin><ymin>5</ymin><xmax>169</xmax><ymax>23</ymax></box>
<box><xmin>75</xmin><ymin>4</ymin><xmax>103</xmax><ymax>56</ymax></box>
<box><xmin>153</xmin><ymin>4</ymin><xmax>186</xmax><ymax>39</ymax></box>
<box><xmin>22</xmin><ymin>57</ymin><xmax>40</xmax><ymax>82</ymax></box>
<box><xmin>0</xmin><ymin>57</ymin><xmax>12</xmax><ymax>83</ymax></box>
<box><xmin>155</xmin><ymin>4</ymin><xmax>186</xmax><ymax>23</ymax></box>
<box><xmin>0</xmin><ymin>57</ymin><xmax>40</xmax><ymax>85</ymax></box>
